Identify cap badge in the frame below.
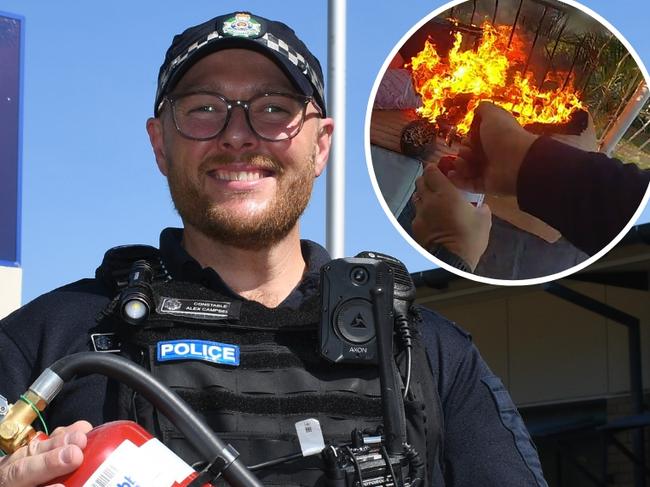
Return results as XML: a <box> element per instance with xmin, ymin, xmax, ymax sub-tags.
<box><xmin>222</xmin><ymin>13</ymin><xmax>262</xmax><ymax>38</ymax></box>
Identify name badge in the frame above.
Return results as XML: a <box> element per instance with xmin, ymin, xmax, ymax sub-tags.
<box><xmin>157</xmin><ymin>339</ymin><xmax>240</xmax><ymax>366</ymax></box>
<box><xmin>157</xmin><ymin>297</ymin><xmax>240</xmax><ymax>321</ymax></box>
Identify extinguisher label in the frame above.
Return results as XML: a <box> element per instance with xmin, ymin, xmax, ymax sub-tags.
<box><xmin>82</xmin><ymin>440</ymin><xmax>139</xmax><ymax>487</ymax></box>
<box><xmin>82</xmin><ymin>438</ymin><xmax>194</xmax><ymax>487</ymax></box>
<box><xmin>87</xmin><ymin>463</ymin><xmax>121</xmax><ymax>487</ymax></box>
<box><xmin>140</xmin><ymin>438</ymin><xmax>195</xmax><ymax>484</ymax></box>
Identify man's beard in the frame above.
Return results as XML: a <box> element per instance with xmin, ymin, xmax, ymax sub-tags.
<box><xmin>166</xmin><ymin>150</ymin><xmax>316</xmax><ymax>251</ymax></box>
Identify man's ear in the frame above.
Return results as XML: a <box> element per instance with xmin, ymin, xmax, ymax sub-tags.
<box><xmin>314</xmin><ymin>117</ymin><xmax>334</xmax><ymax>177</ymax></box>
<box><xmin>146</xmin><ymin>117</ymin><xmax>169</xmax><ymax>176</ymax></box>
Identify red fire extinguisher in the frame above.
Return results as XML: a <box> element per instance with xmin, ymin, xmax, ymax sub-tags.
<box><xmin>1</xmin><ymin>353</ymin><xmax>262</xmax><ymax>486</ymax></box>
<box><xmin>47</xmin><ymin>421</ymin><xmax>209</xmax><ymax>487</ymax></box>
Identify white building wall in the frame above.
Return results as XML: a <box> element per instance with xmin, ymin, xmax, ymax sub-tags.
<box><xmin>0</xmin><ymin>265</ymin><xmax>22</xmax><ymax>319</ymax></box>
<box><xmin>421</xmin><ymin>279</ymin><xmax>650</xmax><ymax>407</ymax></box>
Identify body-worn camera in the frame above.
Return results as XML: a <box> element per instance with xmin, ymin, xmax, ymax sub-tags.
<box><xmin>319</xmin><ymin>257</ymin><xmax>394</xmax><ymax>364</ymax></box>
<box><xmin>318</xmin><ymin>255</ymin><xmax>424</xmax><ymax>487</ymax></box>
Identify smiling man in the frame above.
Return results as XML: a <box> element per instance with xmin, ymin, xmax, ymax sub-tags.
<box><xmin>148</xmin><ymin>46</ymin><xmax>331</xmax><ymax>307</ymax></box>
<box><xmin>0</xmin><ymin>11</ymin><xmax>547</xmax><ymax>487</ymax></box>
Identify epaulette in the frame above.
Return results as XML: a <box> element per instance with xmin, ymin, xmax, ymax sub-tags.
<box><xmin>95</xmin><ymin>244</ymin><xmax>171</xmax><ymax>295</ymax></box>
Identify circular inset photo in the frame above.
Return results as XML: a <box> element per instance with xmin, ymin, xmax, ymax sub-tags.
<box><xmin>366</xmin><ymin>0</ymin><xmax>650</xmax><ymax>284</ymax></box>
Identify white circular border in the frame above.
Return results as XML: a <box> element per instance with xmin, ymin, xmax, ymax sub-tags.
<box><xmin>364</xmin><ymin>0</ymin><xmax>650</xmax><ymax>287</ymax></box>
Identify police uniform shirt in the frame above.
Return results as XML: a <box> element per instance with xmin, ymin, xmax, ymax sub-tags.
<box><xmin>0</xmin><ymin>228</ymin><xmax>547</xmax><ymax>486</ymax></box>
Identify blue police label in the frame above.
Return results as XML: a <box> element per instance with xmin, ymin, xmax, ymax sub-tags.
<box><xmin>157</xmin><ymin>340</ymin><xmax>240</xmax><ymax>366</ymax></box>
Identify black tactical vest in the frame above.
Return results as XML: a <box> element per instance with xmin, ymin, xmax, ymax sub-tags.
<box><xmin>95</xmin><ymin>245</ymin><xmax>441</xmax><ymax>486</ymax></box>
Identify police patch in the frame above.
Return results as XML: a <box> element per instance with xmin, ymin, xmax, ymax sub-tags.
<box><xmin>222</xmin><ymin>13</ymin><xmax>262</xmax><ymax>38</ymax></box>
<box><xmin>157</xmin><ymin>339</ymin><xmax>240</xmax><ymax>366</ymax></box>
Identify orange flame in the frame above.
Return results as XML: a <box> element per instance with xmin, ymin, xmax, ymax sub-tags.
<box><xmin>409</xmin><ymin>21</ymin><xmax>583</xmax><ymax>134</ymax></box>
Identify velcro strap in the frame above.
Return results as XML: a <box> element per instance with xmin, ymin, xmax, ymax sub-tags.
<box><xmin>176</xmin><ymin>389</ymin><xmax>382</xmax><ymax>417</ymax></box>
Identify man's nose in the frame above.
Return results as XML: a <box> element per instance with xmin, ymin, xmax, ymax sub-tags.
<box><xmin>218</xmin><ymin>104</ymin><xmax>259</xmax><ymax>152</ymax></box>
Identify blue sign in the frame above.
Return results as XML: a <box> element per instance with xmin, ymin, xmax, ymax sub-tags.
<box><xmin>157</xmin><ymin>339</ymin><xmax>240</xmax><ymax>366</ymax></box>
<box><xmin>0</xmin><ymin>12</ymin><xmax>22</xmax><ymax>266</ymax></box>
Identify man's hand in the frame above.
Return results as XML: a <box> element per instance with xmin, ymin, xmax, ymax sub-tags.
<box><xmin>0</xmin><ymin>420</ymin><xmax>91</xmax><ymax>487</ymax></box>
<box><xmin>451</xmin><ymin>102</ymin><xmax>539</xmax><ymax>196</ymax></box>
<box><xmin>412</xmin><ymin>164</ymin><xmax>492</xmax><ymax>271</ymax></box>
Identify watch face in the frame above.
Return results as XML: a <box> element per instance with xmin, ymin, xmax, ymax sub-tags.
<box><xmin>400</xmin><ymin>119</ymin><xmax>439</xmax><ymax>158</ymax></box>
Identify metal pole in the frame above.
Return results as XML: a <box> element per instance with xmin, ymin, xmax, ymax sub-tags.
<box><xmin>628</xmin><ymin>323</ymin><xmax>647</xmax><ymax>487</ymax></box>
<box><xmin>628</xmin><ymin>117</ymin><xmax>650</xmax><ymax>143</ymax></box>
<box><xmin>508</xmin><ymin>0</ymin><xmax>524</xmax><ymax>48</ymax></box>
<box><xmin>602</xmin><ymin>433</ymin><xmax>608</xmax><ymax>487</ymax></box>
<box><xmin>326</xmin><ymin>0</ymin><xmax>346</xmax><ymax>258</ymax></box>
<box><xmin>522</xmin><ymin>5</ymin><xmax>548</xmax><ymax>76</ymax></box>
<box><xmin>639</xmin><ymin>134</ymin><xmax>650</xmax><ymax>151</ymax></box>
<box><xmin>538</xmin><ymin>17</ymin><xmax>568</xmax><ymax>90</ymax></box>
<box><xmin>561</xmin><ymin>34</ymin><xmax>586</xmax><ymax>91</ymax></box>
<box><xmin>599</xmin><ymin>82</ymin><xmax>650</xmax><ymax>155</ymax></box>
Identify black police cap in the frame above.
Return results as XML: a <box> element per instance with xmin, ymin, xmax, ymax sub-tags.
<box><xmin>154</xmin><ymin>12</ymin><xmax>326</xmax><ymax>117</ymax></box>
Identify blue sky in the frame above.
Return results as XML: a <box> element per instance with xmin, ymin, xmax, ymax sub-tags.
<box><xmin>1</xmin><ymin>0</ymin><xmax>649</xmax><ymax>303</ymax></box>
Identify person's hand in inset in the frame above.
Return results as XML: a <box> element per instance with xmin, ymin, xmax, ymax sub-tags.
<box><xmin>412</xmin><ymin>163</ymin><xmax>492</xmax><ymax>271</ymax></box>
<box><xmin>451</xmin><ymin>102</ymin><xmax>539</xmax><ymax>196</ymax></box>
<box><xmin>0</xmin><ymin>420</ymin><xmax>91</xmax><ymax>487</ymax></box>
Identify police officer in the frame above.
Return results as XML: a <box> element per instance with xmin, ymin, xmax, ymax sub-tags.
<box><xmin>0</xmin><ymin>12</ymin><xmax>548</xmax><ymax>487</ymax></box>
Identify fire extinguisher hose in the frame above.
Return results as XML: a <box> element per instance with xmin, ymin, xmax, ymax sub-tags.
<box><xmin>45</xmin><ymin>352</ymin><xmax>263</xmax><ymax>487</ymax></box>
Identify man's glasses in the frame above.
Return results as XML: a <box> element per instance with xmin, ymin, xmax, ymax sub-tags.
<box><xmin>162</xmin><ymin>92</ymin><xmax>320</xmax><ymax>141</ymax></box>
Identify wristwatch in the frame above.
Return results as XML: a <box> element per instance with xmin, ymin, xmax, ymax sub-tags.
<box><xmin>426</xmin><ymin>243</ymin><xmax>472</xmax><ymax>273</ymax></box>
<box><xmin>400</xmin><ymin>119</ymin><xmax>437</xmax><ymax>158</ymax></box>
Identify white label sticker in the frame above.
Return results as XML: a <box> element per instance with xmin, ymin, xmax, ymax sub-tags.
<box><xmin>82</xmin><ymin>440</ymin><xmax>142</xmax><ymax>487</ymax></box>
<box><xmin>140</xmin><ymin>438</ymin><xmax>195</xmax><ymax>485</ymax></box>
<box><xmin>295</xmin><ymin>418</ymin><xmax>325</xmax><ymax>457</ymax></box>
<box><xmin>82</xmin><ymin>438</ymin><xmax>194</xmax><ymax>487</ymax></box>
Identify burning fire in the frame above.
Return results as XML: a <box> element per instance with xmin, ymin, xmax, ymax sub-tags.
<box><xmin>409</xmin><ymin>21</ymin><xmax>584</xmax><ymax>134</ymax></box>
